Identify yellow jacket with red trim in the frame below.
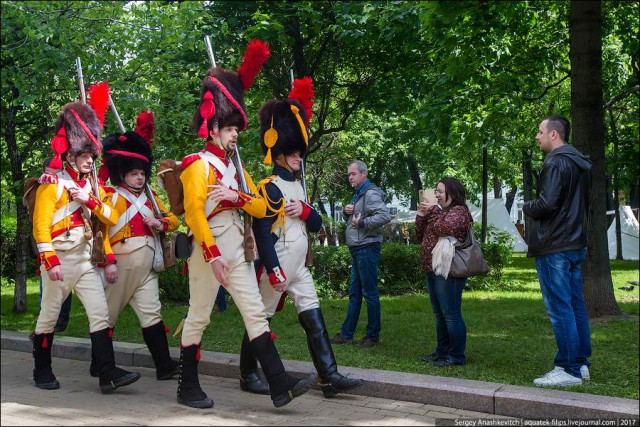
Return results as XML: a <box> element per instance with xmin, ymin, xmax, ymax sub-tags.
<box><xmin>106</xmin><ymin>186</ymin><xmax>179</xmax><ymax>246</ymax></box>
<box><xmin>33</xmin><ymin>167</ymin><xmax>118</xmax><ymax>270</ymax></box>
<box><xmin>180</xmin><ymin>146</ymin><xmax>266</xmax><ymax>262</ymax></box>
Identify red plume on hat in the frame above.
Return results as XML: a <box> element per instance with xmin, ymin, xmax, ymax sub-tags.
<box><xmin>134</xmin><ymin>110</ymin><xmax>155</xmax><ymax>144</ymax></box>
<box><xmin>288</xmin><ymin>77</ymin><xmax>314</xmax><ymax>126</ymax></box>
<box><xmin>87</xmin><ymin>81</ymin><xmax>110</xmax><ymax>128</ymax></box>
<box><xmin>237</xmin><ymin>39</ymin><xmax>270</xmax><ymax>91</ymax></box>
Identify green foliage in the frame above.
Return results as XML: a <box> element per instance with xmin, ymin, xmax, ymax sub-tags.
<box><xmin>466</xmin><ymin>223</ymin><xmax>515</xmax><ymax>291</ymax></box>
<box><xmin>310</xmin><ymin>233</ymin><xmax>514</xmax><ymax>298</ymax></box>
<box><xmin>0</xmin><ymin>217</ymin><xmax>36</xmax><ymax>281</ymax></box>
<box><xmin>309</xmin><ymin>244</ymin><xmax>351</xmax><ymax>298</ymax></box>
<box><xmin>157</xmin><ymin>260</ymin><xmax>190</xmax><ymax>304</ymax></box>
<box><xmin>0</xmin><ymin>217</ymin><xmax>18</xmax><ymax>282</ymax></box>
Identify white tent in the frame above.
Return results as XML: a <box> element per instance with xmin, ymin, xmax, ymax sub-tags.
<box><xmin>467</xmin><ymin>198</ymin><xmax>528</xmax><ymax>253</ymax></box>
<box><xmin>607</xmin><ymin>206</ymin><xmax>639</xmax><ymax>260</ymax></box>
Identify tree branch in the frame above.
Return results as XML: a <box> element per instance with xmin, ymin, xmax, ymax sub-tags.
<box><xmin>524</xmin><ymin>73</ymin><xmax>570</xmax><ymax>101</ymax></box>
<box><xmin>604</xmin><ymin>85</ymin><xmax>639</xmax><ymax>110</ymax></box>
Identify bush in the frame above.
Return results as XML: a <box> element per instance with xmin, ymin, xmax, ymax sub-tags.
<box><xmin>466</xmin><ymin>223</ymin><xmax>515</xmax><ymax>290</ymax></box>
<box><xmin>311</xmin><ymin>243</ymin><xmax>423</xmax><ymax>298</ymax></box>
<box><xmin>0</xmin><ymin>217</ymin><xmax>18</xmax><ymax>282</ymax></box>
<box><xmin>0</xmin><ymin>217</ymin><xmax>37</xmax><ymax>282</ymax></box>
<box><xmin>158</xmin><ymin>260</ymin><xmax>190</xmax><ymax>304</ymax></box>
<box><xmin>158</xmin><ymin>224</ymin><xmax>516</xmax><ymax>302</ymax></box>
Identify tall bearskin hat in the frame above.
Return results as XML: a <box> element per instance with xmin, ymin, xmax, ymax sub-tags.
<box><xmin>48</xmin><ymin>82</ymin><xmax>110</xmax><ymax>170</ymax></box>
<box><xmin>191</xmin><ymin>39</ymin><xmax>270</xmax><ymax>138</ymax></box>
<box><xmin>100</xmin><ymin>111</ymin><xmax>155</xmax><ymax>186</ymax></box>
<box><xmin>258</xmin><ymin>77</ymin><xmax>314</xmax><ymax>165</ymax></box>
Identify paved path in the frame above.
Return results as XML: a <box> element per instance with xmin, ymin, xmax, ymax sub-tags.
<box><xmin>1</xmin><ymin>349</ymin><xmax>502</xmax><ymax>426</ymax></box>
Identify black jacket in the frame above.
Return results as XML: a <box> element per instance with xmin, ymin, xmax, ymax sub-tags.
<box><xmin>523</xmin><ymin>144</ymin><xmax>592</xmax><ymax>257</ymax></box>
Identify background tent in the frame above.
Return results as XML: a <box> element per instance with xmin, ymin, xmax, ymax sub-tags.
<box><xmin>467</xmin><ymin>199</ymin><xmax>528</xmax><ymax>253</ymax></box>
<box><xmin>607</xmin><ymin>205</ymin><xmax>639</xmax><ymax>260</ymax></box>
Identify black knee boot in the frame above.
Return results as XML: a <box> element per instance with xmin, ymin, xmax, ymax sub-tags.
<box><xmin>299</xmin><ymin>308</ymin><xmax>365</xmax><ymax>398</ymax></box>
<box><xmin>250</xmin><ymin>331</ymin><xmax>313</xmax><ymax>408</ymax></box>
<box><xmin>239</xmin><ymin>330</ymin><xmax>270</xmax><ymax>394</ymax></box>
<box><xmin>142</xmin><ymin>321</ymin><xmax>179</xmax><ymax>380</ymax></box>
<box><xmin>89</xmin><ymin>327</ymin><xmax>112</xmax><ymax>378</ymax></box>
<box><xmin>90</xmin><ymin>328</ymin><xmax>141</xmax><ymax>393</ymax></box>
<box><xmin>32</xmin><ymin>332</ymin><xmax>60</xmax><ymax>390</ymax></box>
<box><xmin>177</xmin><ymin>343</ymin><xmax>214</xmax><ymax>408</ymax></box>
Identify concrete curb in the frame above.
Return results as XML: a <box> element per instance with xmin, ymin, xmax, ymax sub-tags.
<box><xmin>3</xmin><ymin>330</ymin><xmax>637</xmax><ymax>420</ymax></box>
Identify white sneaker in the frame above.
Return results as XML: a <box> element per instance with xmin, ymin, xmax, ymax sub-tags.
<box><xmin>533</xmin><ymin>367</ymin><xmax>582</xmax><ymax>387</ymax></box>
<box><xmin>580</xmin><ymin>365</ymin><xmax>590</xmax><ymax>381</ymax></box>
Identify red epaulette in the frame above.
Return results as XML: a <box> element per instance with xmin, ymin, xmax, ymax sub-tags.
<box><xmin>103</xmin><ymin>186</ymin><xmax>116</xmax><ymax>194</ymax></box>
<box><xmin>181</xmin><ymin>153</ymin><xmax>202</xmax><ymax>169</ymax></box>
<box><xmin>37</xmin><ymin>173</ymin><xmax>58</xmax><ymax>184</ymax></box>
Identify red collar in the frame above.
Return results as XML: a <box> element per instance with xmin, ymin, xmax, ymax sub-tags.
<box><xmin>118</xmin><ymin>184</ymin><xmax>144</xmax><ymax>197</ymax></box>
<box><xmin>204</xmin><ymin>142</ymin><xmax>228</xmax><ymax>159</ymax></box>
<box><xmin>64</xmin><ymin>164</ymin><xmax>86</xmax><ymax>182</ymax></box>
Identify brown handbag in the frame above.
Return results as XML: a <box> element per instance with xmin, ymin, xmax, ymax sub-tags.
<box><xmin>449</xmin><ymin>228</ymin><xmax>490</xmax><ymax>278</ymax></box>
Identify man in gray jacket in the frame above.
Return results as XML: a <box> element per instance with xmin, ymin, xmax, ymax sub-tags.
<box><xmin>331</xmin><ymin>160</ymin><xmax>391</xmax><ymax>347</ymax></box>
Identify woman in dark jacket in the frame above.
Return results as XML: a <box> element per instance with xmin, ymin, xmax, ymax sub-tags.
<box><xmin>415</xmin><ymin>177</ymin><xmax>473</xmax><ymax>367</ymax></box>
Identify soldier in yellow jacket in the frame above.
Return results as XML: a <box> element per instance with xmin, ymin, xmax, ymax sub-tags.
<box><xmin>94</xmin><ymin>111</ymin><xmax>180</xmax><ymax>381</ymax></box>
<box><xmin>176</xmin><ymin>39</ymin><xmax>311</xmax><ymax>409</ymax></box>
<box><xmin>33</xmin><ymin>100</ymin><xmax>141</xmax><ymax>394</ymax></box>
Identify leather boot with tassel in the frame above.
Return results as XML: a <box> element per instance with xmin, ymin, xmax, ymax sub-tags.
<box><xmin>142</xmin><ymin>321</ymin><xmax>179</xmax><ymax>380</ymax></box>
<box><xmin>176</xmin><ymin>343</ymin><xmax>213</xmax><ymax>408</ymax></box>
<box><xmin>299</xmin><ymin>308</ymin><xmax>365</xmax><ymax>398</ymax></box>
<box><xmin>32</xmin><ymin>332</ymin><xmax>60</xmax><ymax>390</ymax></box>
<box><xmin>239</xmin><ymin>330</ymin><xmax>269</xmax><ymax>395</ymax></box>
<box><xmin>90</xmin><ymin>328</ymin><xmax>141</xmax><ymax>393</ymax></box>
<box><xmin>251</xmin><ymin>331</ymin><xmax>313</xmax><ymax>408</ymax></box>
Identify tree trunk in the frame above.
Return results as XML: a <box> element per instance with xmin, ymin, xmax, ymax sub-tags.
<box><xmin>608</xmin><ymin>108</ymin><xmax>623</xmax><ymax>259</ymax></box>
<box><xmin>505</xmin><ymin>186</ymin><xmax>518</xmax><ymax>214</ymax></box>
<box><xmin>493</xmin><ymin>174</ymin><xmax>502</xmax><ymax>199</ymax></box>
<box><xmin>522</xmin><ymin>148</ymin><xmax>534</xmax><ymax>240</ymax></box>
<box><xmin>570</xmin><ymin>0</ymin><xmax>620</xmax><ymax>317</ymax></box>
<box><xmin>481</xmin><ymin>143</ymin><xmax>488</xmax><ymax>243</ymax></box>
<box><xmin>4</xmin><ymin>96</ymin><xmax>28</xmax><ymax>313</ymax></box>
<box><xmin>407</xmin><ymin>157</ymin><xmax>422</xmax><ymax>211</ymax></box>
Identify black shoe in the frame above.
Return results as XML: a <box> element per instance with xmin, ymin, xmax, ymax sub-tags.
<box><xmin>434</xmin><ymin>358</ymin><xmax>465</xmax><ymax>367</ymax></box>
<box><xmin>240</xmin><ymin>372</ymin><xmax>270</xmax><ymax>395</ymax></box>
<box><xmin>354</xmin><ymin>336</ymin><xmax>378</xmax><ymax>347</ymax></box>
<box><xmin>321</xmin><ymin>373</ymin><xmax>365</xmax><ymax>398</ymax></box>
<box><xmin>421</xmin><ymin>353</ymin><xmax>443</xmax><ymax>363</ymax></box>
<box><xmin>100</xmin><ymin>370</ymin><xmax>142</xmax><ymax>393</ymax></box>
<box><xmin>53</xmin><ymin>318</ymin><xmax>68</xmax><ymax>333</ymax></box>
<box><xmin>329</xmin><ymin>334</ymin><xmax>353</xmax><ymax>345</ymax></box>
<box><xmin>272</xmin><ymin>374</ymin><xmax>313</xmax><ymax>408</ymax></box>
<box><xmin>177</xmin><ymin>344</ymin><xmax>214</xmax><ymax>409</ymax></box>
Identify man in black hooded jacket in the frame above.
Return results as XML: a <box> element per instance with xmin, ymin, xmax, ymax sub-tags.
<box><xmin>524</xmin><ymin>115</ymin><xmax>592</xmax><ymax>388</ymax></box>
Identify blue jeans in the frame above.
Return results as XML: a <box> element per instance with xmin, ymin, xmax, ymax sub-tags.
<box><xmin>535</xmin><ymin>248</ymin><xmax>591</xmax><ymax>378</ymax></box>
<box><xmin>39</xmin><ymin>276</ymin><xmax>72</xmax><ymax>323</ymax></box>
<box><xmin>426</xmin><ymin>272</ymin><xmax>467</xmax><ymax>364</ymax></box>
<box><xmin>339</xmin><ymin>245</ymin><xmax>381</xmax><ymax>340</ymax></box>
<box><xmin>215</xmin><ymin>287</ymin><xmax>227</xmax><ymax>312</ymax></box>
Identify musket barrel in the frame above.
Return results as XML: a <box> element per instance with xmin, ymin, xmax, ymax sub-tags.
<box><xmin>204</xmin><ymin>35</ymin><xmax>217</xmax><ymax>68</ymax></box>
<box><xmin>108</xmin><ymin>94</ymin><xmax>126</xmax><ymax>133</ymax></box>
<box><xmin>76</xmin><ymin>57</ymin><xmax>86</xmax><ymax>103</ymax></box>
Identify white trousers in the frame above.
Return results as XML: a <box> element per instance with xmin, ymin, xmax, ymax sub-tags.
<box><xmin>258</xmin><ymin>234</ymin><xmax>319</xmax><ymax>317</ymax></box>
<box><xmin>106</xmin><ymin>237</ymin><xmax>163</xmax><ymax>329</ymax></box>
<box><xmin>37</xmin><ymin>241</ymin><xmax>110</xmax><ymax>334</ymax></box>
<box><xmin>181</xmin><ymin>223</ymin><xmax>269</xmax><ymax>346</ymax></box>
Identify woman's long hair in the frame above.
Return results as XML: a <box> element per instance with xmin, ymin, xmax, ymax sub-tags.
<box><xmin>439</xmin><ymin>177</ymin><xmax>471</xmax><ymax>214</ymax></box>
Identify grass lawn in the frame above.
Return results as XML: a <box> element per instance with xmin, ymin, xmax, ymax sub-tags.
<box><xmin>2</xmin><ymin>254</ymin><xmax>638</xmax><ymax>400</ymax></box>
